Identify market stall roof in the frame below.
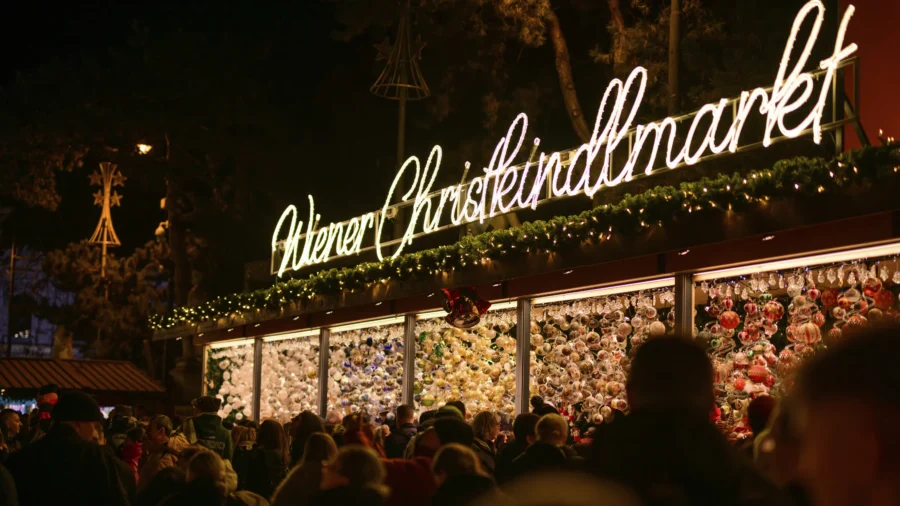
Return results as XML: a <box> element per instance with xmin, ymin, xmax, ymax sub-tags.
<box><xmin>0</xmin><ymin>358</ymin><xmax>164</xmax><ymax>394</ymax></box>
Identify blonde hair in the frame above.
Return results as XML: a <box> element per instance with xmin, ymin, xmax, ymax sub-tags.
<box><xmin>432</xmin><ymin>443</ymin><xmax>484</xmax><ymax>478</ymax></box>
<box><xmin>471</xmin><ymin>411</ymin><xmax>499</xmax><ymax>442</ymax></box>
<box><xmin>231</xmin><ymin>425</ymin><xmax>257</xmax><ymax>448</ymax></box>
<box><xmin>535</xmin><ymin>414</ymin><xmax>568</xmax><ymax>444</ymax></box>
<box><xmin>186</xmin><ymin>450</ymin><xmax>239</xmax><ymax>497</ymax></box>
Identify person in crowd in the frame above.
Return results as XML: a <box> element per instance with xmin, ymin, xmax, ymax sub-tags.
<box><xmin>159</xmin><ymin>448</ymin><xmax>268</xmax><ymax>506</ymax></box>
<box><xmin>0</xmin><ymin>432</ymin><xmax>8</xmax><ymax>465</ymax></box>
<box><xmin>793</xmin><ymin>327</ymin><xmax>900</xmax><ymax>506</ymax></box>
<box><xmin>106</xmin><ymin>405</ymin><xmax>136</xmax><ymax>453</ymax></box>
<box><xmin>134</xmin><ymin>405</ymin><xmax>151</xmax><ymax>424</ymax></box>
<box><xmin>0</xmin><ymin>463</ymin><xmax>17</xmax><ymax>506</ymax></box>
<box><xmin>311</xmin><ymin>445</ymin><xmax>388</xmax><ymax>506</ymax></box>
<box><xmin>430</xmin><ymin>443</ymin><xmax>496</xmax><ymax>506</ymax></box>
<box><xmin>529</xmin><ymin>396</ymin><xmax>560</xmax><ymax>416</ymax></box>
<box><xmin>382</xmin><ymin>416</ymin><xmax>475</xmax><ymax>506</ymax></box>
<box><xmin>495</xmin><ymin>412</ymin><xmax>539</xmax><ymax>484</ymax></box>
<box><xmin>445</xmin><ymin>400</ymin><xmax>467</xmax><ymax>420</ymax></box>
<box><xmin>5</xmin><ymin>390</ymin><xmax>135</xmax><ymax>506</ymax></box>
<box><xmin>0</xmin><ymin>411</ymin><xmax>22</xmax><ymax>456</ymax></box>
<box><xmin>135</xmin><ymin>466</ymin><xmax>187</xmax><ymax>506</ymax></box>
<box><xmin>290</xmin><ymin>411</ymin><xmax>325</xmax><ymax>466</ymax></box>
<box><xmin>236</xmin><ymin>420</ymin><xmax>288</xmax><ymax>499</ymax></box>
<box><xmin>271</xmin><ymin>433</ymin><xmax>338</xmax><ymax>506</ymax></box>
<box><xmin>471</xmin><ymin>411</ymin><xmax>500</xmax><ymax>475</ymax></box>
<box><xmin>511</xmin><ymin>414</ymin><xmax>577</xmax><ymax>479</ymax></box>
<box><xmin>587</xmin><ymin>336</ymin><xmax>786</xmax><ymax>506</ymax></box>
<box><xmin>343</xmin><ymin>413</ymin><xmax>386</xmax><ymax>458</ymax></box>
<box><xmin>754</xmin><ymin>399</ymin><xmax>811</xmax><ymax>506</ymax></box>
<box><xmin>139</xmin><ymin>414</ymin><xmax>191</xmax><ymax>491</ymax></box>
<box><xmin>185</xmin><ymin>396</ymin><xmax>234</xmax><ymax>461</ymax></box>
<box><xmin>374</xmin><ymin>424</ymin><xmax>390</xmax><ymax>451</ymax></box>
<box><xmin>385</xmin><ymin>405</ymin><xmax>417</xmax><ymax>459</ymax></box>
<box><xmin>120</xmin><ymin>425</ymin><xmax>145</xmax><ymax>485</ymax></box>
<box><xmin>231</xmin><ymin>424</ymin><xmax>257</xmax><ymax>472</ymax></box>
<box><xmin>741</xmin><ymin>395</ymin><xmax>777</xmax><ymax>458</ymax></box>
<box><xmin>178</xmin><ymin>445</ymin><xmax>210</xmax><ymax>470</ymax></box>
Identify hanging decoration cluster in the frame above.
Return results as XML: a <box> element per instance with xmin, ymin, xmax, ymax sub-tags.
<box><xmin>206</xmin><ymin>343</ymin><xmax>255</xmax><ymax>423</ymax></box>
<box><xmin>151</xmin><ymin>142</ymin><xmax>900</xmax><ymax>332</ymax></box>
<box><xmin>415</xmin><ymin>310</ymin><xmax>518</xmax><ymax>418</ymax></box>
<box><xmin>259</xmin><ymin>336</ymin><xmax>319</xmax><ymax>423</ymax></box>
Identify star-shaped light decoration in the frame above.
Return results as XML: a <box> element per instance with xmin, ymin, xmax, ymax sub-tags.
<box><xmin>89</xmin><ymin>171</ymin><xmax>103</xmax><ymax>186</ymax></box>
<box><xmin>109</xmin><ymin>191</ymin><xmax>123</xmax><ymax>207</ymax></box>
<box><xmin>93</xmin><ymin>190</ymin><xmax>104</xmax><ymax>206</ymax></box>
<box><xmin>374</xmin><ymin>37</ymin><xmax>393</xmax><ymax>62</ymax></box>
<box><xmin>111</xmin><ymin>172</ymin><xmax>127</xmax><ymax>187</ymax></box>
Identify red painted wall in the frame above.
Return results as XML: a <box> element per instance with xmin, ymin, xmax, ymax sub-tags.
<box><xmin>841</xmin><ymin>0</ymin><xmax>900</xmax><ymax>148</ymax></box>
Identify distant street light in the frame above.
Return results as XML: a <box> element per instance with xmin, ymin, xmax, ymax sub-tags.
<box><xmin>137</xmin><ymin>143</ymin><xmax>153</xmax><ymax>155</ymax></box>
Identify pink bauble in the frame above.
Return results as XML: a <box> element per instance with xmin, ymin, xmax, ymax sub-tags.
<box><xmin>738</xmin><ymin>331</ymin><xmax>752</xmax><ymax>344</ymax></box>
<box><xmin>719</xmin><ymin>310</ymin><xmax>741</xmax><ymax>330</ymax></box>
<box><xmin>763</xmin><ymin>301</ymin><xmax>785</xmax><ymax>322</ymax></box>
<box><xmin>785</xmin><ymin>324</ymin><xmax>799</xmax><ymax>343</ymax></box>
<box><xmin>722</xmin><ymin>298</ymin><xmax>734</xmax><ymax>310</ymax></box>
<box><xmin>807</xmin><ymin>287</ymin><xmax>821</xmax><ymax>301</ymax></box>
<box><xmin>795</xmin><ymin>322</ymin><xmax>822</xmax><ymax>345</ymax></box>
<box><xmin>744</xmin><ymin>302</ymin><xmax>759</xmax><ymax>314</ymax></box>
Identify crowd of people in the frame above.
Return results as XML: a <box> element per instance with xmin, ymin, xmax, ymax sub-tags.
<box><xmin>0</xmin><ymin>326</ymin><xmax>897</xmax><ymax>506</ymax></box>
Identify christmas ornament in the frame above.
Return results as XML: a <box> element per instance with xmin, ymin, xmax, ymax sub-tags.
<box><xmin>441</xmin><ymin>287</ymin><xmax>492</xmax><ymax>329</ymax></box>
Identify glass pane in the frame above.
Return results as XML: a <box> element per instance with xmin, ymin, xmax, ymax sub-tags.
<box><xmin>415</xmin><ymin>308</ymin><xmax>518</xmax><ymax>419</ymax></box>
<box><xmin>327</xmin><ymin>322</ymin><xmax>405</xmax><ymax>423</ymax></box>
<box><xmin>205</xmin><ymin>340</ymin><xmax>255</xmax><ymax>423</ymax></box>
<box><xmin>260</xmin><ymin>334</ymin><xmax>320</xmax><ymax>423</ymax></box>
<box><xmin>694</xmin><ymin>253</ymin><xmax>900</xmax><ymax>441</ymax></box>
<box><xmin>530</xmin><ymin>287</ymin><xmax>675</xmax><ymax>428</ymax></box>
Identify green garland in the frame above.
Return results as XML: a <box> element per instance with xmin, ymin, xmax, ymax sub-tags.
<box><xmin>151</xmin><ymin>142</ymin><xmax>900</xmax><ymax>331</ymax></box>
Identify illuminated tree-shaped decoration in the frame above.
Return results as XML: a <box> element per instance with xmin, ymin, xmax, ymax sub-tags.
<box><xmin>88</xmin><ymin>162</ymin><xmax>126</xmax><ymax>292</ymax></box>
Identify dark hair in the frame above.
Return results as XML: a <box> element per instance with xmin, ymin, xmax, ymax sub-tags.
<box><xmin>397</xmin><ymin>405</ymin><xmax>414</xmax><ymax>422</ymax></box>
<box><xmin>134</xmin><ymin>466</ymin><xmax>187</xmax><ymax>506</ymax></box>
<box><xmin>797</xmin><ymin>325</ymin><xmax>900</xmax><ymax>408</ymax></box>
<box><xmin>127</xmin><ymin>425</ymin><xmax>146</xmax><ymax>443</ymax></box>
<box><xmin>512</xmin><ymin>413</ymin><xmax>540</xmax><ymax>444</ymax></box>
<box><xmin>530</xmin><ymin>396</ymin><xmax>545</xmax><ymax>410</ymax></box>
<box><xmin>290</xmin><ymin>411</ymin><xmax>325</xmax><ymax>466</ymax></box>
<box><xmin>433</xmin><ymin>417</ymin><xmax>474</xmax><ymax>446</ymax></box>
<box><xmin>114</xmin><ymin>405</ymin><xmax>133</xmax><ymax>418</ymax></box>
<box><xmin>446</xmin><ymin>400</ymin><xmax>466</xmax><ymax>419</ymax></box>
<box><xmin>747</xmin><ymin>396</ymin><xmax>777</xmax><ymax>435</ymax></box>
<box><xmin>150</xmin><ymin>415</ymin><xmax>174</xmax><ymax>436</ymax></box>
<box><xmin>627</xmin><ymin>336</ymin><xmax>714</xmax><ymax>414</ymax></box>
<box><xmin>301</xmin><ymin>432</ymin><xmax>338</xmax><ymax>465</ymax></box>
<box><xmin>0</xmin><ymin>409</ymin><xmax>19</xmax><ymax>428</ymax></box>
<box><xmin>418</xmin><ymin>410</ymin><xmax>436</xmax><ymax>425</ymax></box>
<box><xmin>258</xmin><ymin>420</ymin><xmax>289</xmax><ymax>465</ymax></box>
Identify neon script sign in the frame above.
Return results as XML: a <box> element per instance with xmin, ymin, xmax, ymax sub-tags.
<box><xmin>273</xmin><ymin>0</ymin><xmax>857</xmax><ymax>277</ymax></box>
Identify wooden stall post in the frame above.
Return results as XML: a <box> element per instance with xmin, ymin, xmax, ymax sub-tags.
<box><xmin>515</xmin><ymin>298</ymin><xmax>531</xmax><ymax>415</ymax></box>
<box><xmin>318</xmin><ymin>328</ymin><xmax>330</xmax><ymax>419</ymax></box>
<box><xmin>252</xmin><ymin>338</ymin><xmax>263</xmax><ymax>422</ymax></box>
<box><xmin>402</xmin><ymin>314</ymin><xmax>417</xmax><ymax>407</ymax></box>
<box><xmin>201</xmin><ymin>344</ymin><xmax>208</xmax><ymax>396</ymax></box>
<box><xmin>673</xmin><ymin>272</ymin><xmax>695</xmax><ymax>338</ymax></box>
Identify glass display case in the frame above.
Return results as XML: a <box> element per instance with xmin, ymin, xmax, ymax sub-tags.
<box><xmin>414</xmin><ymin>303</ymin><xmax>518</xmax><ymax>419</ymax></box>
<box><xmin>327</xmin><ymin>319</ymin><xmax>405</xmax><ymax>421</ymax></box>
<box><xmin>205</xmin><ymin>339</ymin><xmax>255</xmax><ymax>422</ymax></box>
<box><xmin>259</xmin><ymin>331</ymin><xmax>320</xmax><ymax>423</ymax></box>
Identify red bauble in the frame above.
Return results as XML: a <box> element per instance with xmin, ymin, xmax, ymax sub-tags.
<box><xmin>874</xmin><ymin>289</ymin><xmax>894</xmax><ymax>310</ymax></box>
<box><xmin>795</xmin><ymin>322</ymin><xmax>822</xmax><ymax>345</ymax></box>
<box><xmin>707</xmin><ymin>306</ymin><xmax>721</xmax><ymax>318</ymax></box>
<box><xmin>785</xmin><ymin>324</ymin><xmax>798</xmax><ymax>343</ymax></box>
<box><xmin>764</xmin><ymin>375</ymin><xmax>776</xmax><ymax>388</ymax></box>
<box><xmin>863</xmin><ymin>277</ymin><xmax>883</xmax><ymax>297</ymax></box>
<box><xmin>734</xmin><ymin>378</ymin><xmax>747</xmax><ymax>391</ymax></box>
<box><xmin>719</xmin><ymin>310</ymin><xmax>741</xmax><ymax>330</ymax></box>
<box><xmin>722</xmin><ymin>298</ymin><xmax>735</xmax><ymax>310</ymax></box>
<box><xmin>744</xmin><ymin>302</ymin><xmax>758</xmax><ymax>314</ymax></box>
<box><xmin>748</xmin><ymin>365</ymin><xmax>768</xmax><ymax>383</ymax></box>
<box><xmin>820</xmin><ymin>289</ymin><xmax>839</xmax><ymax>308</ymax></box>
<box><xmin>807</xmin><ymin>287</ymin><xmax>821</xmax><ymax>301</ymax></box>
<box><xmin>738</xmin><ymin>331</ymin><xmax>753</xmax><ymax>345</ymax></box>
<box><xmin>837</xmin><ymin>296</ymin><xmax>852</xmax><ymax>310</ymax></box>
<box><xmin>763</xmin><ymin>301</ymin><xmax>785</xmax><ymax>322</ymax></box>
<box><xmin>811</xmin><ymin>312</ymin><xmax>826</xmax><ymax>327</ymax></box>
<box><xmin>847</xmin><ymin>314</ymin><xmax>868</xmax><ymax>329</ymax></box>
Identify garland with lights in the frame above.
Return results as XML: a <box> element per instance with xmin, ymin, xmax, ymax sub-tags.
<box><xmin>151</xmin><ymin>141</ymin><xmax>900</xmax><ymax>331</ymax></box>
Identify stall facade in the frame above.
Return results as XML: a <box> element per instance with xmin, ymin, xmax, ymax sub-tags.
<box><xmin>152</xmin><ymin>0</ymin><xmax>900</xmax><ymax>439</ymax></box>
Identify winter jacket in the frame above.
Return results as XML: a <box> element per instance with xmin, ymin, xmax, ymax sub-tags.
<box><xmin>384</xmin><ymin>423</ymin><xmax>417</xmax><ymax>459</ymax></box>
<box><xmin>494</xmin><ymin>440</ymin><xmax>526</xmax><ymax>484</ymax></box>
<box><xmin>587</xmin><ymin>408</ymin><xmax>790</xmax><ymax>506</ymax></box>
<box><xmin>510</xmin><ymin>441</ymin><xmax>578</xmax><ymax>480</ymax></box>
<box><xmin>159</xmin><ymin>478</ymin><xmax>269</xmax><ymax>506</ymax></box>
<box><xmin>0</xmin><ymin>464</ymin><xmax>17</xmax><ymax>506</ymax></box>
<box><xmin>430</xmin><ymin>474</ymin><xmax>496</xmax><ymax>506</ymax></box>
<box><xmin>309</xmin><ymin>485</ymin><xmax>386</xmax><ymax>506</ymax></box>
<box><xmin>5</xmin><ymin>423</ymin><xmax>135</xmax><ymax>506</ymax></box>
<box><xmin>120</xmin><ymin>440</ymin><xmax>143</xmax><ymax>484</ymax></box>
<box><xmin>189</xmin><ymin>413</ymin><xmax>234</xmax><ymax>461</ymax></box>
<box><xmin>382</xmin><ymin>456</ymin><xmax>435</xmax><ymax>506</ymax></box>
<box><xmin>270</xmin><ymin>460</ymin><xmax>323</xmax><ymax>506</ymax></box>
<box><xmin>233</xmin><ymin>446</ymin><xmax>287</xmax><ymax>500</ymax></box>
<box><xmin>471</xmin><ymin>438</ymin><xmax>496</xmax><ymax>476</ymax></box>
<box><xmin>138</xmin><ymin>433</ymin><xmax>191</xmax><ymax>491</ymax></box>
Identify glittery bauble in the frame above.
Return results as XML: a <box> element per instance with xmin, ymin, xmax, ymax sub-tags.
<box><xmin>846</xmin><ymin>314</ymin><xmax>867</xmax><ymax>331</ymax></box>
<box><xmin>738</xmin><ymin>331</ymin><xmax>752</xmax><ymax>345</ymax></box>
<box><xmin>820</xmin><ymin>289</ymin><xmax>839</xmax><ymax>308</ymax></box>
<box><xmin>648</xmin><ymin>321</ymin><xmax>667</xmax><ymax>338</ymax></box>
<box><xmin>763</xmin><ymin>301</ymin><xmax>785</xmax><ymax>322</ymax></box>
<box><xmin>874</xmin><ymin>289</ymin><xmax>894</xmax><ymax>310</ymax></box>
<box><xmin>795</xmin><ymin>322</ymin><xmax>822</xmax><ymax>345</ymax></box>
<box><xmin>722</xmin><ymin>298</ymin><xmax>734</xmax><ymax>310</ymax></box>
<box><xmin>421</xmin><ymin>393</ymin><xmax>435</xmax><ymax>407</ymax></box>
<box><xmin>863</xmin><ymin>277</ymin><xmax>883</xmax><ymax>297</ymax></box>
<box><xmin>748</xmin><ymin>365</ymin><xmax>768</xmax><ymax>383</ymax></box>
<box><xmin>826</xmin><ymin>327</ymin><xmax>843</xmax><ymax>342</ymax></box>
<box><xmin>807</xmin><ymin>287</ymin><xmax>821</xmax><ymax>301</ymax></box>
<box><xmin>785</xmin><ymin>324</ymin><xmax>798</xmax><ymax>343</ymax></box>
<box><xmin>837</xmin><ymin>297</ymin><xmax>852</xmax><ymax>310</ymax></box>
<box><xmin>734</xmin><ymin>377</ymin><xmax>747</xmax><ymax>391</ymax></box>
<box><xmin>811</xmin><ymin>312</ymin><xmax>826</xmax><ymax>327</ymax></box>
<box><xmin>733</xmin><ymin>352</ymin><xmax>750</xmax><ymax>369</ymax></box>
<box><xmin>744</xmin><ymin>302</ymin><xmax>759</xmax><ymax>314</ymax></box>
<box><xmin>718</xmin><ymin>310</ymin><xmax>741</xmax><ymax>330</ymax></box>
<box><xmin>707</xmin><ymin>306</ymin><xmax>721</xmax><ymax>318</ymax></box>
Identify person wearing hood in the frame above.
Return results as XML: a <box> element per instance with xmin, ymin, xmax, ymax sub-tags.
<box><xmin>430</xmin><ymin>443</ymin><xmax>497</xmax><ymax>506</ymax></box>
<box><xmin>5</xmin><ymin>390</ymin><xmax>135</xmax><ymax>506</ymax></box>
<box><xmin>186</xmin><ymin>396</ymin><xmax>234</xmax><ymax>461</ymax></box>
<box><xmin>139</xmin><ymin>414</ymin><xmax>192</xmax><ymax>491</ymax></box>
<box><xmin>510</xmin><ymin>414</ymin><xmax>578</xmax><ymax>479</ymax></box>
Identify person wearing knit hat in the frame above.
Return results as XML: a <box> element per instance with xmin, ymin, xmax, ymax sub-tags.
<box><xmin>4</xmin><ymin>390</ymin><xmax>135</xmax><ymax>506</ymax></box>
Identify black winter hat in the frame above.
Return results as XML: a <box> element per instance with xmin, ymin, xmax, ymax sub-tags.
<box><xmin>51</xmin><ymin>391</ymin><xmax>104</xmax><ymax>423</ymax></box>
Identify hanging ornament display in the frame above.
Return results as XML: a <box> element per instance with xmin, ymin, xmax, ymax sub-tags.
<box><xmin>259</xmin><ymin>335</ymin><xmax>319</xmax><ymax>423</ymax></box>
<box><xmin>441</xmin><ymin>287</ymin><xmax>492</xmax><ymax>329</ymax></box>
<box><xmin>207</xmin><ymin>342</ymin><xmax>256</xmax><ymax>423</ymax></box>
